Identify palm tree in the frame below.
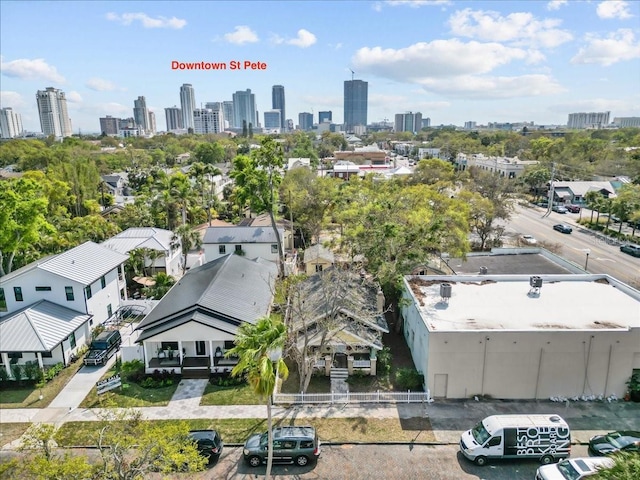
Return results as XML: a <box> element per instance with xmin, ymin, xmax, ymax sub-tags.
<box><xmin>142</xmin><ymin>272</ymin><xmax>175</xmax><ymax>299</ymax></box>
<box><xmin>226</xmin><ymin>316</ymin><xmax>289</xmax><ymax>480</ymax></box>
<box><xmin>171</xmin><ymin>224</ymin><xmax>202</xmax><ymax>274</ymax></box>
<box><xmin>592</xmin><ymin>452</ymin><xmax>640</xmax><ymax>479</ymax></box>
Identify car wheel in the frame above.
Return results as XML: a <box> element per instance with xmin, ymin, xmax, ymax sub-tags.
<box><xmin>474</xmin><ymin>456</ymin><xmax>487</xmax><ymax>466</ymax></box>
<box><xmin>295</xmin><ymin>455</ymin><xmax>309</xmax><ymax>466</ymax></box>
<box><xmin>247</xmin><ymin>455</ymin><xmax>261</xmax><ymax>467</ymax></box>
<box><xmin>540</xmin><ymin>455</ymin><xmax>554</xmax><ymax>465</ymax></box>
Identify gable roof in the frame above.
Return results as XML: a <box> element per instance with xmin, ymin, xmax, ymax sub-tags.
<box><xmin>135</xmin><ymin>254</ymin><xmax>277</xmax><ymax>342</ymax></box>
<box><xmin>0</xmin><ymin>301</ymin><xmax>91</xmax><ymax>352</ymax></box>
<box><xmin>203</xmin><ymin>226</ymin><xmax>284</xmax><ymax>244</ymax></box>
<box><xmin>303</xmin><ymin>244</ymin><xmax>335</xmax><ymax>263</ymax></box>
<box><xmin>1</xmin><ymin>241</ymin><xmax>128</xmax><ymax>285</ymax></box>
<box><xmin>552</xmin><ymin>181</ymin><xmax>616</xmax><ymax>198</ymax></box>
<box><xmin>102</xmin><ymin>227</ymin><xmax>174</xmax><ymax>254</ymax></box>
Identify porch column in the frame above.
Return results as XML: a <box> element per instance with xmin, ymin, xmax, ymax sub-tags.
<box><xmin>370</xmin><ymin>357</ymin><xmax>377</xmax><ymax>376</ymax></box>
<box><xmin>178</xmin><ymin>341</ymin><xmax>183</xmax><ymax>363</ymax></box>
<box><xmin>36</xmin><ymin>352</ymin><xmax>44</xmax><ymax>370</ymax></box>
<box><xmin>324</xmin><ymin>355</ymin><xmax>331</xmax><ymax>376</ymax></box>
<box><xmin>347</xmin><ymin>355</ymin><xmax>354</xmax><ymax>375</ymax></box>
<box><xmin>143</xmin><ymin>342</ymin><xmax>150</xmax><ymax>369</ymax></box>
<box><xmin>209</xmin><ymin>341</ymin><xmax>214</xmax><ymax>370</ymax></box>
<box><xmin>1</xmin><ymin>353</ymin><xmax>11</xmax><ymax>378</ymax></box>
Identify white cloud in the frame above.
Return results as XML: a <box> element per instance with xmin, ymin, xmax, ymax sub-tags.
<box><xmin>386</xmin><ymin>0</ymin><xmax>452</xmax><ymax>7</ymax></box>
<box><xmin>352</xmin><ymin>39</ymin><xmax>528</xmax><ymax>81</ymax></box>
<box><xmin>0</xmin><ymin>57</ymin><xmax>65</xmax><ymax>83</ymax></box>
<box><xmin>0</xmin><ymin>91</ymin><xmax>25</xmax><ymax>109</ymax></box>
<box><xmin>571</xmin><ymin>28</ymin><xmax>640</xmax><ymax>66</ymax></box>
<box><xmin>448</xmin><ymin>8</ymin><xmax>573</xmax><ymax>48</ymax></box>
<box><xmin>86</xmin><ymin>77</ymin><xmax>117</xmax><ymax>91</ymax></box>
<box><xmin>372</xmin><ymin>2</ymin><xmax>383</xmax><ymax>12</ymax></box>
<box><xmin>224</xmin><ymin>26</ymin><xmax>259</xmax><ymax>45</ymax></box>
<box><xmin>106</xmin><ymin>12</ymin><xmax>186</xmax><ymax>29</ymax></box>
<box><xmin>66</xmin><ymin>91</ymin><xmax>83</xmax><ymax>103</ymax></box>
<box><xmin>287</xmin><ymin>29</ymin><xmax>317</xmax><ymax>48</ymax></box>
<box><xmin>94</xmin><ymin>102</ymin><xmax>130</xmax><ymax>115</ymax></box>
<box><xmin>547</xmin><ymin>0</ymin><xmax>568</xmax><ymax>11</ymax></box>
<box><xmin>417</xmin><ymin>74</ymin><xmax>565</xmax><ymax>99</ymax></box>
<box><xmin>596</xmin><ymin>1</ymin><xmax>633</xmax><ymax>20</ymax></box>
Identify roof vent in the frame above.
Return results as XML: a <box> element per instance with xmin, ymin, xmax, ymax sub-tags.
<box><xmin>440</xmin><ymin>283</ymin><xmax>452</xmax><ymax>302</ymax></box>
<box><xmin>479</xmin><ymin>266</ymin><xmax>488</xmax><ymax>275</ymax></box>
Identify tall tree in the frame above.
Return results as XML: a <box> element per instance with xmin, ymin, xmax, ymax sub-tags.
<box><xmin>171</xmin><ymin>224</ymin><xmax>202</xmax><ymax>274</ymax></box>
<box><xmin>230</xmin><ymin>137</ymin><xmax>286</xmax><ymax>276</ymax></box>
<box><xmin>226</xmin><ymin>316</ymin><xmax>289</xmax><ymax>480</ymax></box>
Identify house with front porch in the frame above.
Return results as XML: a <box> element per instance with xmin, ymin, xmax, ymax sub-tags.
<box><xmin>289</xmin><ymin>268</ymin><xmax>388</xmax><ymax>377</ymax></box>
<box><xmin>133</xmin><ymin>254</ymin><xmax>278</xmax><ymax>377</ymax></box>
<box><xmin>0</xmin><ymin>241</ymin><xmax>129</xmax><ymax>376</ymax></box>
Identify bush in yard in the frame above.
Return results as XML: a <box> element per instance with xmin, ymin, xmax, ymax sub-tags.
<box><xmin>377</xmin><ymin>346</ymin><xmax>392</xmax><ymax>377</ymax></box>
<box><xmin>395</xmin><ymin>368</ymin><xmax>424</xmax><ymax>390</ymax></box>
<box><xmin>43</xmin><ymin>363</ymin><xmax>64</xmax><ymax>382</ymax></box>
<box><xmin>120</xmin><ymin>359</ymin><xmax>145</xmax><ymax>383</ymax></box>
<box><xmin>11</xmin><ymin>364</ymin><xmax>23</xmax><ymax>383</ymax></box>
<box><xmin>0</xmin><ymin>367</ymin><xmax>8</xmax><ymax>384</ymax></box>
<box><xmin>23</xmin><ymin>361</ymin><xmax>43</xmax><ymax>383</ymax></box>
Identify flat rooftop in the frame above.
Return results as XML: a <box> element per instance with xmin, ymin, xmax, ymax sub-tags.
<box><xmin>446</xmin><ymin>250</ymin><xmax>574</xmax><ymax>275</ymax></box>
<box><xmin>406</xmin><ymin>275</ymin><xmax>640</xmax><ymax>332</ymax></box>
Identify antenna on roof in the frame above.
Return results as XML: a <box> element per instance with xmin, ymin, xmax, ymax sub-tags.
<box><xmin>349</xmin><ymin>69</ymin><xmax>355</xmax><ymax>81</ymax></box>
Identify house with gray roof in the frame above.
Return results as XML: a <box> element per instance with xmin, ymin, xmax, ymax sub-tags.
<box><xmin>551</xmin><ymin>181</ymin><xmax>616</xmax><ymax>205</ymax></box>
<box><xmin>102</xmin><ymin>227</ymin><xmax>182</xmax><ymax>277</ymax></box>
<box><xmin>0</xmin><ymin>241</ymin><xmax>128</xmax><ymax>375</ymax></box>
<box><xmin>202</xmin><ymin>226</ymin><xmax>284</xmax><ymax>265</ymax></box>
<box><xmin>134</xmin><ymin>254</ymin><xmax>277</xmax><ymax>376</ymax></box>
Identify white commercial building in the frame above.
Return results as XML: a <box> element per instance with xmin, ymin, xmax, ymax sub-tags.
<box><xmin>193</xmin><ymin>107</ymin><xmax>224</xmax><ymax>134</ymax></box>
<box><xmin>180</xmin><ymin>83</ymin><xmax>196</xmax><ymax>130</ymax></box>
<box><xmin>0</xmin><ymin>107</ymin><xmax>23</xmax><ymax>139</ymax></box>
<box><xmin>36</xmin><ymin>87</ymin><xmax>72</xmax><ymax>138</ymax></box>
<box><xmin>400</xmin><ymin>274</ymin><xmax>640</xmax><ymax>400</ymax></box>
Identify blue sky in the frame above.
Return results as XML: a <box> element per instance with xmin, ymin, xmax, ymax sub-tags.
<box><xmin>1</xmin><ymin>0</ymin><xmax>639</xmax><ymax>133</ymax></box>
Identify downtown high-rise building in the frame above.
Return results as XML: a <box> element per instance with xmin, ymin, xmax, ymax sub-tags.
<box><xmin>148</xmin><ymin>111</ymin><xmax>156</xmax><ymax>134</ymax></box>
<box><xmin>319</xmin><ymin>111</ymin><xmax>332</xmax><ymax>123</ymax></box>
<box><xmin>0</xmin><ymin>107</ymin><xmax>24</xmax><ymax>139</ymax></box>
<box><xmin>271</xmin><ymin>85</ymin><xmax>286</xmax><ymax>131</ymax></box>
<box><xmin>264</xmin><ymin>110</ymin><xmax>282</xmax><ymax>131</ymax></box>
<box><xmin>232</xmin><ymin>89</ymin><xmax>256</xmax><ymax>130</ymax></box>
<box><xmin>298</xmin><ymin>112</ymin><xmax>313</xmax><ymax>131</ymax></box>
<box><xmin>395</xmin><ymin>112</ymin><xmax>422</xmax><ymax>133</ymax></box>
<box><xmin>99</xmin><ymin>116</ymin><xmax>119</xmax><ymax>136</ymax></box>
<box><xmin>36</xmin><ymin>87</ymin><xmax>72</xmax><ymax>138</ymax></box>
<box><xmin>194</xmin><ymin>107</ymin><xmax>224</xmax><ymax>134</ymax></box>
<box><xmin>222</xmin><ymin>101</ymin><xmax>234</xmax><ymax>129</ymax></box>
<box><xmin>133</xmin><ymin>96</ymin><xmax>149</xmax><ymax>131</ymax></box>
<box><xmin>344</xmin><ymin>79</ymin><xmax>368</xmax><ymax>133</ymax></box>
<box><xmin>165</xmin><ymin>106</ymin><xmax>183</xmax><ymax>131</ymax></box>
<box><xmin>180</xmin><ymin>84</ymin><xmax>196</xmax><ymax>131</ymax></box>
<box><xmin>567</xmin><ymin>111</ymin><xmax>610</xmax><ymax>129</ymax></box>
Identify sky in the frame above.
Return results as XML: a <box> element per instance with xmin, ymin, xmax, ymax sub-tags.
<box><xmin>1</xmin><ymin>0</ymin><xmax>639</xmax><ymax>134</ymax></box>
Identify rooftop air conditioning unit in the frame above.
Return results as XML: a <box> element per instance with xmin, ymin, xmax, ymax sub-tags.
<box><xmin>479</xmin><ymin>266</ymin><xmax>488</xmax><ymax>275</ymax></box>
<box><xmin>440</xmin><ymin>283</ymin><xmax>452</xmax><ymax>299</ymax></box>
<box><xmin>530</xmin><ymin>276</ymin><xmax>543</xmax><ymax>288</ymax></box>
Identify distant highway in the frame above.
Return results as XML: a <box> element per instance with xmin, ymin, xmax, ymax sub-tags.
<box><xmin>505</xmin><ymin>204</ymin><xmax>640</xmax><ymax>288</ymax></box>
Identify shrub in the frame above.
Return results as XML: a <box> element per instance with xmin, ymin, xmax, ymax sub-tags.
<box><xmin>376</xmin><ymin>347</ymin><xmax>392</xmax><ymax>377</ymax></box>
<box><xmin>395</xmin><ymin>368</ymin><xmax>424</xmax><ymax>390</ymax></box>
<box><xmin>11</xmin><ymin>364</ymin><xmax>23</xmax><ymax>383</ymax></box>
<box><xmin>91</xmin><ymin>324</ymin><xmax>105</xmax><ymax>339</ymax></box>
<box><xmin>43</xmin><ymin>363</ymin><xmax>64</xmax><ymax>382</ymax></box>
<box><xmin>23</xmin><ymin>361</ymin><xmax>43</xmax><ymax>383</ymax></box>
<box><xmin>0</xmin><ymin>367</ymin><xmax>8</xmax><ymax>384</ymax></box>
<box><xmin>120</xmin><ymin>359</ymin><xmax>145</xmax><ymax>383</ymax></box>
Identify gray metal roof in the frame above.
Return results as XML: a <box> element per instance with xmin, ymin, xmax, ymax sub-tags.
<box><xmin>135</xmin><ymin>254</ymin><xmax>277</xmax><ymax>342</ymax></box>
<box><xmin>102</xmin><ymin>227</ymin><xmax>174</xmax><ymax>253</ymax></box>
<box><xmin>203</xmin><ymin>226</ymin><xmax>284</xmax><ymax>244</ymax></box>
<box><xmin>37</xmin><ymin>241</ymin><xmax>129</xmax><ymax>285</ymax></box>
<box><xmin>0</xmin><ymin>301</ymin><xmax>91</xmax><ymax>352</ymax></box>
<box><xmin>1</xmin><ymin>242</ymin><xmax>128</xmax><ymax>285</ymax></box>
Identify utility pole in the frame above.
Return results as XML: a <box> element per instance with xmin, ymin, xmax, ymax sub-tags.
<box><xmin>542</xmin><ymin>162</ymin><xmax>555</xmax><ymax>218</ymax></box>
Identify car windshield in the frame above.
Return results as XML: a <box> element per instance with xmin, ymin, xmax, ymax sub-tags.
<box><xmin>471</xmin><ymin>421</ymin><xmax>491</xmax><ymax>445</ymax></box>
<box><xmin>556</xmin><ymin>460</ymin><xmax>581</xmax><ymax>480</ymax></box>
<box><xmin>604</xmin><ymin>432</ymin><xmax>632</xmax><ymax>448</ymax></box>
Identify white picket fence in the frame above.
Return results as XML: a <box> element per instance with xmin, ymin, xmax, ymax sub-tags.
<box><xmin>273</xmin><ymin>390</ymin><xmax>432</xmax><ymax>405</ymax></box>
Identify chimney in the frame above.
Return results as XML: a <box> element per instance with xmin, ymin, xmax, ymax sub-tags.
<box><xmin>376</xmin><ymin>289</ymin><xmax>385</xmax><ymax>313</ymax></box>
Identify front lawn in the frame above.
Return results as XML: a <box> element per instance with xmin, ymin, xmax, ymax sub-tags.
<box><xmin>79</xmin><ymin>367</ymin><xmax>178</xmax><ymax>408</ymax></box>
<box><xmin>0</xmin><ymin>359</ymin><xmax>84</xmax><ymax>409</ymax></box>
<box><xmin>0</xmin><ymin>423</ymin><xmax>31</xmax><ymax>448</ymax></box>
<box><xmin>200</xmin><ymin>381</ymin><xmax>258</xmax><ymax>405</ymax></box>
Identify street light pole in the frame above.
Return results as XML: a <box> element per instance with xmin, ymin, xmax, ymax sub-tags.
<box><xmin>584</xmin><ymin>251</ymin><xmax>590</xmax><ymax>271</ymax></box>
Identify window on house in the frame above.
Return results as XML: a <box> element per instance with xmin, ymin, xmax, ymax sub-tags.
<box><xmin>0</xmin><ymin>288</ymin><xmax>6</xmax><ymax>312</ymax></box>
<box><xmin>8</xmin><ymin>352</ymin><xmax>22</xmax><ymax>359</ymax></box>
<box><xmin>65</xmin><ymin>286</ymin><xmax>74</xmax><ymax>301</ymax></box>
<box><xmin>35</xmin><ymin>286</ymin><xmax>52</xmax><ymax>292</ymax></box>
<box><xmin>107</xmin><ymin>304</ymin><xmax>112</xmax><ymax>318</ymax></box>
<box><xmin>101</xmin><ymin>276</ymin><xmax>106</xmax><ymax>289</ymax></box>
<box><xmin>224</xmin><ymin>340</ymin><xmax>235</xmax><ymax>351</ymax></box>
<box><xmin>41</xmin><ymin>351</ymin><xmax>53</xmax><ymax>358</ymax></box>
<box><xmin>234</xmin><ymin>245</ymin><xmax>242</xmax><ymax>253</ymax></box>
<box><xmin>161</xmin><ymin>342</ymin><xmax>179</xmax><ymax>351</ymax></box>
<box><xmin>14</xmin><ymin>287</ymin><xmax>23</xmax><ymax>302</ymax></box>
<box><xmin>68</xmin><ymin>333</ymin><xmax>76</xmax><ymax>349</ymax></box>
<box><xmin>219</xmin><ymin>245</ymin><xmax>226</xmax><ymax>254</ymax></box>
<box><xmin>271</xmin><ymin>244</ymin><xmax>278</xmax><ymax>254</ymax></box>
<box><xmin>315</xmin><ymin>264</ymin><xmax>323</xmax><ymax>273</ymax></box>
<box><xmin>85</xmin><ymin>285</ymin><xmax>92</xmax><ymax>299</ymax></box>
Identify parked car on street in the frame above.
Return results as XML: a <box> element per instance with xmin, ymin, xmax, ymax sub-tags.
<box><xmin>620</xmin><ymin>244</ymin><xmax>640</xmax><ymax>258</ymax></box>
<box><xmin>552</xmin><ymin>205</ymin><xmax>568</xmax><ymax>214</ymax></box>
<box><xmin>521</xmin><ymin>234</ymin><xmax>537</xmax><ymax>245</ymax></box>
<box><xmin>243</xmin><ymin>426</ymin><xmax>320</xmax><ymax>467</ymax></box>
<box><xmin>566</xmin><ymin>205</ymin><xmax>581</xmax><ymax>213</ymax></box>
<box><xmin>588</xmin><ymin>430</ymin><xmax>640</xmax><ymax>456</ymax></box>
<box><xmin>553</xmin><ymin>224</ymin><xmax>573</xmax><ymax>234</ymax></box>
<box><xmin>188</xmin><ymin>430</ymin><xmax>223</xmax><ymax>463</ymax></box>
<box><xmin>535</xmin><ymin>457</ymin><xmax>613</xmax><ymax>480</ymax></box>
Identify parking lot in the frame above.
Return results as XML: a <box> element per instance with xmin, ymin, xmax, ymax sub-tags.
<box><xmin>149</xmin><ymin>443</ymin><xmax>591</xmax><ymax>480</ymax></box>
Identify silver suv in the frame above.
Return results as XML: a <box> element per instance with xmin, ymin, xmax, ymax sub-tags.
<box><xmin>243</xmin><ymin>426</ymin><xmax>320</xmax><ymax>467</ymax></box>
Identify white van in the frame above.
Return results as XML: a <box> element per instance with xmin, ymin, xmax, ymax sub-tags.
<box><xmin>459</xmin><ymin>414</ymin><xmax>571</xmax><ymax>466</ymax></box>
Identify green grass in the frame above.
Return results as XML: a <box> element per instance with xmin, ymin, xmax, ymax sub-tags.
<box><xmin>199</xmin><ymin>382</ymin><xmax>259</xmax><ymax>405</ymax></box>
<box><xmin>0</xmin><ymin>359</ymin><xmax>84</xmax><ymax>409</ymax></box>
<box><xmin>0</xmin><ymin>423</ymin><xmax>31</xmax><ymax>448</ymax></box>
<box><xmin>55</xmin><ymin>416</ymin><xmax>434</xmax><ymax>447</ymax></box>
<box><xmin>79</xmin><ymin>368</ymin><xmax>178</xmax><ymax>408</ymax></box>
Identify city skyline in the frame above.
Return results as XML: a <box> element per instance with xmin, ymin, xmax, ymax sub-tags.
<box><xmin>1</xmin><ymin>1</ymin><xmax>639</xmax><ymax>133</ymax></box>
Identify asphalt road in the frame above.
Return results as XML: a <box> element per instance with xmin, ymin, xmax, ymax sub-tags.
<box><xmin>506</xmin><ymin>204</ymin><xmax>640</xmax><ymax>288</ymax></box>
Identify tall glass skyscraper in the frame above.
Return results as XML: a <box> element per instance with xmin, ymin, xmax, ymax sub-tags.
<box><xmin>232</xmin><ymin>89</ymin><xmax>256</xmax><ymax>130</ymax></box>
<box><xmin>343</xmin><ymin>79</ymin><xmax>368</xmax><ymax>133</ymax></box>
<box><xmin>180</xmin><ymin>84</ymin><xmax>196</xmax><ymax>130</ymax></box>
<box><xmin>271</xmin><ymin>85</ymin><xmax>286</xmax><ymax>131</ymax></box>
<box><xmin>133</xmin><ymin>96</ymin><xmax>149</xmax><ymax>131</ymax></box>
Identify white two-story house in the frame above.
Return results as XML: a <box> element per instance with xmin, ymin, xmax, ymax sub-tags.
<box><xmin>0</xmin><ymin>241</ymin><xmax>128</xmax><ymax>376</ymax></box>
<box><xmin>202</xmin><ymin>226</ymin><xmax>284</xmax><ymax>264</ymax></box>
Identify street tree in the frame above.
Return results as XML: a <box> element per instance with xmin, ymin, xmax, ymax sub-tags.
<box><xmin>227</xmin><ymin>316</ymin><xmax>289</xmax><ymax>480</ymax></box>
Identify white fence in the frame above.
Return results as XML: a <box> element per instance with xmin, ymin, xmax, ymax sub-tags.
<box><xmin>273</xmin><ymin>390</ymin><xmax>431</xmax><ymax>405</ymax></box>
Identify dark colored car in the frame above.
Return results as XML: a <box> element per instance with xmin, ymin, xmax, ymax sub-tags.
<box><xmin>620</xmin><ymin>244</ymin><xmax>640</xmax><ymax>258</ymax></box>
<box><xmin>566</xmin><ymin>204</ymin><xmax>581</xmax><ymax>213</ymax></box>
<box><xmin>588</xmin><ymin>430</ymin><xmax>640</xmax><ymax>456</ymax></box>
<box><xmin>188</xmin><ymin>430</ymin><xmax>223</xmax><ymax>462</ymax></box>
<box><xmin>243</xmin><ymin>426</ymin><xmax>320</xmax><ymax>467</ymax></box>
<box><xmin>553</xmin><ymin>224</ymin><xmax>572</xmax><ymax>234</ymax></box>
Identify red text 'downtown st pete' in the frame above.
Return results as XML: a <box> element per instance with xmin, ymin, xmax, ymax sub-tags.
<box><xmin>171</xmin><ymin>60</ymin><xmax>267</xmax><ymax>70</ymax></box>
